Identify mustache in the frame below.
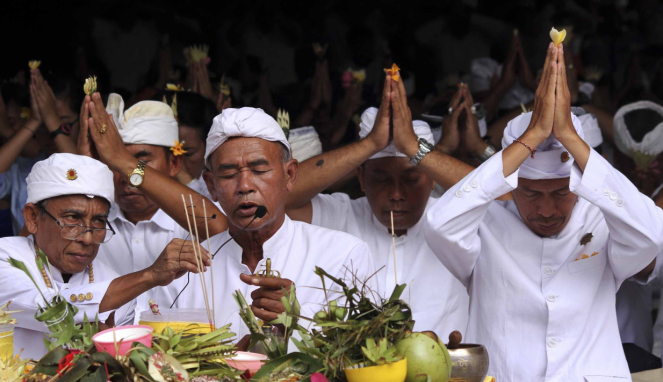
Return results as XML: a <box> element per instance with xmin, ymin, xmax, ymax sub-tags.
<box><xmin>529</xmin><ymin>216</ymin><xmax>564</xmax><ymax>225</ymax></box>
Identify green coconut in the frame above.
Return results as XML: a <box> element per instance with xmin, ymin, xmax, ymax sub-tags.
<box><xmin>395</xmin><ymin>332</ymin><xmax>452</xmax><ymax>382</ymax></box>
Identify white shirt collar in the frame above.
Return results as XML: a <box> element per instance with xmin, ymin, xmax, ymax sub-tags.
<box><xmin>108</xmin><ymin>203</ymin><xmax>177</xmax><ymax>232</ymax></box>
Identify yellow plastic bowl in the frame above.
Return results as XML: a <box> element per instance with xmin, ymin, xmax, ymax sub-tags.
<box><xmin>345</xmin><ymin>358</ymin><xmax>407</xmax><ymax>382</ymax></box>
<box><xmin>138</xmin><ymin>321</ymin><xmax>213</xmax><ymax>335</ymax></box>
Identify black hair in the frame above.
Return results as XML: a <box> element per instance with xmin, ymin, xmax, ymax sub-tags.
<box><xmin>155</xmin><ymin>91</ymin><xmax>218</xmax><ymax>142</ymax></box>
<box><xmin>48</xmin><ymin>74</ymin><xmax>84</xmax><ymax>114</ymax></box>
<box><xmin>1</xmin><ymin>83</ymin><xmax>29</xmax><ymax>107</ymax></box>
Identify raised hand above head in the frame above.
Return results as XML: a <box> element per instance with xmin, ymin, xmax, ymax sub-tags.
<box><xmin>437</xmin><ymin>85</ymin><xmax>464</xmax><ymax>154</ymax></box>
<box><xmin>365</xmin><ymin>73</ymin><xmax>392</xmax><ymax>153</ymax></box>
<box><xmin>461</xmin><ymin>85</ymin><xmax>488</xmax><ymax>157</ymax></box>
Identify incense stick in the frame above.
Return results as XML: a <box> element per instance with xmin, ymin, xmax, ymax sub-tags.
<box><xmin>202</xmin><ymin>198</ymin><xmax>215</xmax><ymax>329</ymax></box>
<box><xmin>390</xmin><ymin>211</ymin><xmax>398</xmax><ymax>285</ymax></box>
<box><xmin>188</xmin><ymin>195</ymin><xmax>213</xmax><ymax>328</ymax></box>
<box><xmin>181</xmin><ymin>195</ymin><xmax>213</xmax><ymax>327</ymax></box>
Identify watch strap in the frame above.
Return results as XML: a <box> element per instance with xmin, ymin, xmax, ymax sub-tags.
<box><xmin>409</xmin><ymin>138</ymin><xmax>434</xmax><ymax>166</ymax></box>
<box><xmin>478</xmin><ymin>144</ymin><xmax>497</xmax><ymax>163</ymax></box>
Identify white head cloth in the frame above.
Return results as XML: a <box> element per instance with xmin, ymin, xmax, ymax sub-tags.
<box><xmin>501</xmin><ymin>112</ymin><xmax>585</xmax><ymax>180</ymax></box>
<box><xmin>108</xmin><ymin>95</ymin><xmax>179</xmax><ymax>147</ymax></box>
<box><xmin>205</xmin><ymin>107</ymin><xmax>291</xmax><ymax>169</ymax></box>
<box><xmin>26</xmin><ymin>153</ymin><xmax>114</xmax><ymax>205</ymax></box>
<box><xmin>359</xmin><ymin>107</ymin><xmax>434</xmax><ymax>160</ymax></box>
<box><xmin>578</xmin><ymin>113</ymin><xmax>602</xmax><ymax>148</ymax></box>
<box><xmin>289</xmin><ymin>126</ymin><xmax>322</xmax><ymax>162</ymax></box>
<box><xmin>613</xmin><ymin>101</ymin><xmax>663</xmax><ymax>158</ymax></box>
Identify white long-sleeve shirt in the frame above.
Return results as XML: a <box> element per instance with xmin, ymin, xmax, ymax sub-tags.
<box><xmin>0</xmin><ymin>236</ymin><xmax>135</xmax><ymax>359</ymax></box>
<box><xmin>311</xmin><ymin>194</ymin><xmax>469</xmax><ymax>340</ymax></box>
<box><xmin>424</xmin><ymin>150</ymin><xmax>663</xmax><ymax>382</ymax></box>
<box><xmin>166</xmin><ymin>216</ymin><xmax>377</xmax><ymax>339</ymax></box>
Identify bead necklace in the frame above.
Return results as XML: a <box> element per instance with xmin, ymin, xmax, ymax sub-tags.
<box><xmin>34</xmin><ymin>243</ymin><xmax>94</xmax><ymax>287</ymax></box>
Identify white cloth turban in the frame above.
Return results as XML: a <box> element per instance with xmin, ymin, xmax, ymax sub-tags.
<box><xmin>613</xmin><ymin>101</ymin><xmax>663</xmax><ymax>158</ymax></box>
<box><xmin>205</xmin><ymin>107</ymin><xmax>291</xmax><ymax>169</ymax></box>
<box><xmin>359</xmin><ymin>107</ymin><xmax>434</xmax><ymax>160</ymax></box>
<box><xmin>106</xmin><ymin>94</ymin><xmax>179</xmax><ymax>148</ymax></box>
<box><xmin>578</xmin><ymin>113</ymin><xmax>603</xmax><ymax>149</ymax></box>
<box><xmin>501</xmin><ymin>112</ymin><xmax>584</xmax><ymax>180</ymax></box>
<box><xmin>26</xmin><ymin>153</ymin><xmax>114</xmax><ymax>205</ymax></box>
<box><xmin>289</xmin><ymin>126</ymin><xmax>323</xmax><ymax>162</ymax></box>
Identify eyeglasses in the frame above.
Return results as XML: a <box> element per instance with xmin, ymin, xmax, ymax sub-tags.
<box><xmin>38</xmin><ymin>204</ymin><xmax>115</xmax><ymax>244</ymax></box>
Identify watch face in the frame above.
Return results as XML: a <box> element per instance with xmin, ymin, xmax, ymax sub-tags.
<box><xmin>129</xmin><ymin>173</ymin><xmax>143</xmax><ymax>186</ymax></box>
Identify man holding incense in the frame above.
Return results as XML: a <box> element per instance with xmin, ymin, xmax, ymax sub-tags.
<box><xmin>424</xmin><ymin>42</ymin><xmax>663</xmax><ymax>380</ymax></box>
<box><xmin>0</xmin><ymin>153</ymin><xmax>210</xmax><ymax>359</ymax></box>
<box><xmin>169</xmin><ymin>107</ymin><xmax>376</xmax><ymax>341</ymax></box>
<box><xmin>80</xmin><ymin>92</ymin><xmax>227</xmax><ymax>314</ymax></box>
<box><xmin>284</xmin><ymin>73</ymin><xmax>493</xmax><ymax>338</ymax></box>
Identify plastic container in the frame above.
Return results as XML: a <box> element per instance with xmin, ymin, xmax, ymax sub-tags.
<box><xmin>0</xmin><ymin>324</ymin><xmax>13</xmax><ymax>362</ymax></box>
<box><xmin>226</xmin><ymin>352</ymin><xmax>268</xmax><ymax>375</ymax></box>
<box><xmin>138</xmin><ymin>308</ymin><xmax>214</xmax><ymax>335</ymax></box>
<box><xmin>92</xmin><ymin>325</ymin><xmax>153</xmax><ymax>357</ymax></box>
<box><xmin>345</xmin><ymin>358</ymin><xmax>407</xmax><ymax>382</ymax></box>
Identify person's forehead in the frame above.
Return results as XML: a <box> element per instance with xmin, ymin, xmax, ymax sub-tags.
<box><xmin>125</xmin><ymin>143</ymin><xmax>163</xmax><ymax>155</ymax></box>
<box><xmin>365</xmin><ymin>156</ymin><xmax>417</xmax><ymax>173</ymax></box>
<box><xmin>216</xmin><ymin>137</ymin><xmax>281</xmax><ymax>161</ymax></box>
<box><xmin>48</xmin><ymin>195</ymin><xmax>110</xmax><ymax>212</ymax></box>
<box><xmin>518</xmin><ymin>177</ymin><xmax>570</xmax><ymax>191</ymax></box>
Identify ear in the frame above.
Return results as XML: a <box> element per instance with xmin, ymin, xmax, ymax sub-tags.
<box><xmin>357</xmin><ymin>166</ymin><xmax>365</xmax><ymax>192</ymax></box>
<box><xmin>284</xmin><ymin>159</ymin><xmax>299</xmax><ymax>192</ymax></box>
<box><xmin>202</xmin><ymin>170</ymin><xmax>218</xmax><ymax>202</ymax></box>
<box><xmin>23</xmin><ymin>203</ymin><xmax>40</xmax><ymax>235</ymax></box>
<box><xmin>168</xmin><ymin>153</ymin><xmax>183</xmax><ymax>178</ymax></box>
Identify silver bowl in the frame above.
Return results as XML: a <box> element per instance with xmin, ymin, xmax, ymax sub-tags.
<box><xmin>447</xmin><ymin>344</ymin><xmax>489</xmax><ymax>382</ymax></box>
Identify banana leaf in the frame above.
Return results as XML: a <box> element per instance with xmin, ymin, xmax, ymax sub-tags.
<box><xmin>8</xmin><ymin>257</ymin><xmax>49</xmax><ymax>305</ymax></box>
<box><xmin>251</xmin><ymin>352</ymin><xmax>322</xmax><ymax>382</ymax></box>
<box><xmin>56</xmin><ymin>355</ymin><xmax>91</xmax><ymax>382</ymax></box>
<box><xmin>30</xmin><ymin>346</ymin><xmax>69</xmax><ymax>376</ymax></box>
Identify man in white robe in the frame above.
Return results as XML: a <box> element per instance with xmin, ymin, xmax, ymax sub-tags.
<box><xmin>285</xmin><ymin>77</ymin><xmax>490</xmax><ymax>339</ymax></box>
<box><xmin>81</xmin><ymin>93</ymin><xmax>227</xmax><ymax>317</ymax></box>
<box><xmin>424</xmin><ymin>43</ymin><xmax>662</xmax><ymax>381</ymax></box>
<box><xmin>168</xmin><ymin>107</ymin><xmax>376</xmax><ymax>343</ymax></box>
<box><xmin>0</xmin><ymin>154</ymin><xmax>209</xmax><ymax>359</ymax></box>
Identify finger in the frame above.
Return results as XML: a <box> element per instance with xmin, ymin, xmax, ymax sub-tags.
<box><xmin>79</xmin><ymin>96</ymin><xmax>89</xmax><ymax>128</ymax></box>
<box><xmin>239</xmin><ymin>273</ymin><xmax>293</xmax><ymax>289</ymax></box>
<box><xmin>463</xmin><ymin>86</ymin><xmax>475</xmax><ymax>106</ymax></box>
<box><xmin>252</xmin><ymin>298</ymin><xmax>285</xmax><ymax>313</ymax></box>
<box><xmin>558</xmin><ymin>45</ymin><xmax>569</xmax><ymax>94</ymax></box>
<box><xmin>250</xmin><ymin>305</ymin><xmax>279</xmax><ymax>322</ymax></box>
<box><xmin>450</xmin><ymin>88</ymin><xmax>463</xmax><ymax>108</ymax></box>
<box><xmin>250</xmin><ymin>288</ymin><xmax>284</xmax><ymax>301</ymax></box>
<box><xmin>179</xmin><ymin>252</ymin><xmax>207</xmax><ymax>272</ymax></box>
<box><xmin>538</xmin><ymin>43</ymin><xmax>554</xmax><ymax>95</ymax></box>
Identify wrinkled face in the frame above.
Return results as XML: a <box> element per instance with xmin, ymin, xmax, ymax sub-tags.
<box><xmin>24</xmin><ymin>195</ymin><xmax>110</xmax><ymax>275</ymax></box>
<box><xmin>512</xmin><ymin>177</ymin><xmax>578</xmax><ymax>238</ymax></box>
<box><xmin>203</xmin><ymin>138</ymin><xmax>297</xmax><ymax>232</ymax></box>
<box><xmin>179</xmin><ymin>125</ymin><xmax>206</xmax><ymax>179</ymax></box>
<box><xmin>114</xmin><ymin>144</ymin><xmax>181</xmax><ymax>216</ymax></box>
<box><xmin>358</xmin><ymin>157</ymin><xmax>434</xmax><ymax>233</ymax></box>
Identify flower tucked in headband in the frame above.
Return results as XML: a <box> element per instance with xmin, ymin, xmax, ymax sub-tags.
<box><xmin>28</xmin><ymin>61</ymin><xmax>41</xmax><ymax>70</ymax></box>
<box><xmin>166</xmin><ymin>83</ymin><xmax>183</xmax><ymax>91</ymax></box>
<box><xmin>83</xmin><ymin>76</ymin><xmax>98</xmax><ymax>95</ymax></box>
<box><xmin>170</xmin><ymin>140</ymin><xmax>187</xmax><ymax>156</ymax></box>
<box><xmin>20</xmin><ymin>108</ymin><xmax>30</xmax><ymax>120</ymax></box>
<box><xmin>384</xmin><ymin>63</ymin><xmax>401</xmax><ymax>82</ymax></box>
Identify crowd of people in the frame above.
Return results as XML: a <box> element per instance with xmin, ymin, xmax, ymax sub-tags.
<box><xmin>3</xmin><ymin>1</ymin><xmax>663</xmax><ymax>380</ymax></box>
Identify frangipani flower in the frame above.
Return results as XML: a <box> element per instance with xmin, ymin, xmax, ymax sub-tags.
<box><xmin>351</xmin><ymin>68</ymin><xmax>366</xmax><ymax>83</ymax></box>
<box><xmin>170</xmin><ymin>140</ymin><xmax>187</xmax><ymax>156</ymax></box>
<box><xmin>83</xmin><ymin>76</ymin><xmax>98</xmax><ymax>95</ymax></box>
<box><xmin>184</xmin><ymin>45</ymin><xmax>209</xmax><ymax>63</ymax></box>
<box><xmin>549</xmin><ymin>27</ymin><xmax>566</xmax><ymax>47</ymax></box>
<box><xmin>20</xmin><ymin>108</ymin><xmax>30</xmax><ymax>120</ymax></box>
<box><xmin>166</xmin><ymin>83</ymin><xmax>183</xmax><ymax>91</ymax></box>
<box><xmin>28</xmin><ymin>61</ymin><xmax>41</xmax><ymax>70</ymax></box>
<box><xmin>384</xmin><ymin>63</ymin><xmax>401</xmax><ymax>82</ymax></box>
<box><xmin>312</xmin><ymin>42</ymin><xmax>328</xmax><ymax>58</ymax></box>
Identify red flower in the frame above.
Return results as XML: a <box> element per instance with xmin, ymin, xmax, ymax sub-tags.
<box><xmin>57</xmin><ymin>349</ymin><xmax>83</xmax><ymax>374</ymax></box>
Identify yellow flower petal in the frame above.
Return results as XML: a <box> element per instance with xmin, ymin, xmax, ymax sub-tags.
<box><xmin>170</xmin><ymin>140</ymin><xmax>187</xmax><ymax>156</ymax></box>
<box><xmin>20</xmin><ymin>108</ymin><xmax>30</xmax><ymax>119</ymax></box>
<box><xmin>351</xmin><ymin>69</ymin><xmax>366</xmax><ymax>83</ymax></box>
<box><xmin>384</xmin><ymin>63</ymin><xmax>401</xmax><ymax>82</ymax></box>
<box><xmin>28</xmin><ymin>61</ymin><xmax>41</xmax><ymax>70</ymax></box>
<box><xmin>550</xmin><ymin>27</ymin><xmax>567</xmax><ymax>47</ymax></box>
<box><xmin>83</xmin><ymin>76</ymin><xmax>98</xmax><ymax>95</ymax></box>
<box><xmin>166</xmin><ymin>83</ymin><xmax>183</xmax><ymax>91</ymax></box>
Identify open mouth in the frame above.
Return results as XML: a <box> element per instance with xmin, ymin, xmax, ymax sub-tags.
<box><xmin>236</xmin><ymin>202</ymin><xmax>259</xmax><ymax>217</ymax></box>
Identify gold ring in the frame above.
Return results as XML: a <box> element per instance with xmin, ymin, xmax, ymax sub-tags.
<box><xmin>99</xmin><ymin>124</ymin><xmax>107</xmax><ymax>134</ymax></box>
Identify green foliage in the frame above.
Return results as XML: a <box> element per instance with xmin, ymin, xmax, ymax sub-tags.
<box><xmin>361</xmin><ymin>338</ymin><xmax>400</xmax><ymax>366</ymax></box>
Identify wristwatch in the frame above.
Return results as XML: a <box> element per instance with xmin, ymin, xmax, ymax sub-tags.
<box><xmin>409</xmin><ymin>138</ymin><xmax>434</xmax><ymax>166</ymax></box>
<box><xmin>128</xmin><ymin>160</ymin><xmax>146</xmax><ymax>188</ymax></box>
<box><xmin>477</xmin><ymin>143</ymin><xmax>497</xmax><ymax>163</ymax></box>
<box><xmin>49</xmin><ymin>123</ymin><xmax>72</xmax><ymax>140</ymax></box>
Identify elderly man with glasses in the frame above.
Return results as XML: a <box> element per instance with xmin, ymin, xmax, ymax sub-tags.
<box><xmin>0</xmin><ymin>154</ymin><xmax>209</xmax><ymax>359</ymax></box>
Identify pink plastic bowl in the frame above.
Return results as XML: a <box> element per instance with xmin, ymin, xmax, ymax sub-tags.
<box><xmin>226</xmin><ymin>351</ymin><xmax>268</xmax><ymax>374</ymax></box>
<box><xmin>92</xmin><ymin>325</ymin><xmax>153</xmax><ymax>357</ymax></box>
